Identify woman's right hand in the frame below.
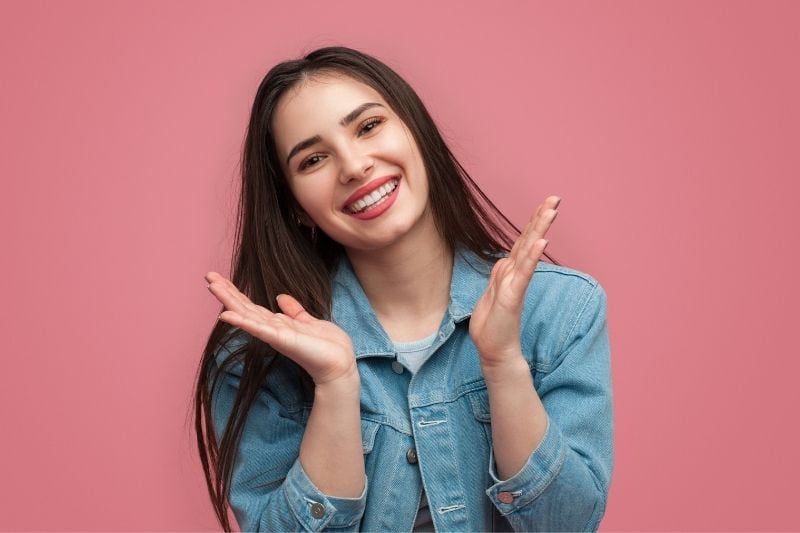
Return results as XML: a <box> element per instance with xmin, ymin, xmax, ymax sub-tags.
<box><xmin>205</xmin><ymin>271</ymin><xmax>358</xmax><ymax>386</ymax></box>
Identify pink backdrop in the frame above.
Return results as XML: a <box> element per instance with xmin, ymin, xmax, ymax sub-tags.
<box><xmin>1</xmin><ymin>1</ymin><xmax>798</xmax><ymax>530</ymax></box>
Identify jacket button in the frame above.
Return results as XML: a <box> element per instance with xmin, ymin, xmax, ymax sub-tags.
<box><xmin>391</xmin><ymin>360</ymin><xmax>404</xmax><ymax>374</ymax></box>
<box><xmin>498</xmin><ymin>491</ymin><xmax>514</xmax><ymax>504</ymax></box>
<box><xmin>406</xmin><ymin>447</ymin><xmax>418</xmax><ymax>464</ymax></box>
<box><xmin>310</xmin><ymin>502</ymin><xmax>325</xmax><ymax>518</ymax></box>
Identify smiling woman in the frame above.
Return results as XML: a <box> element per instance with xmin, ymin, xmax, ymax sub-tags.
<box><xmin>272</xmin><ymin>73</ymin><xmax>432</xmax><ymax>252</ymax></box>
<box><xmin>194</xmin><ymin>46</ymin><xmax>613</xmax><ymax>532</ymax></box>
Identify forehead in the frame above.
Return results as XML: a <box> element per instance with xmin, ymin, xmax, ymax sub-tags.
<box><xmin>272</xmin><ymin>73</ymin><xmax>388</xmax><ymax>156</ymax></box>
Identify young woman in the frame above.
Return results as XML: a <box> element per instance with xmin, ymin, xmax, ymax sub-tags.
<box><xmin>195</xmin><ymin>46</ymin><xmax>613</xmax><ymax>532</ymax></box>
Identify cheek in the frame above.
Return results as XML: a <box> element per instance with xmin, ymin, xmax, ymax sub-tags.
<box><xmin>290</xmin><ymin>178</ymin><xmax>337</xmax><ymax>218</ymax></box>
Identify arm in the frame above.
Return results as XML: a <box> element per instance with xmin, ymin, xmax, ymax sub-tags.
<box><xmin>482</xmin><ymin>282</ymin><xmax>613</xmax><ymax>532</ymax></box>
<box><xmin>300</xmin><ymin>372</ymin><xmax>365</xmax><ymax>498</ymax></box>
<box><xmin>205</xmin><ymin>273</ymin><xmax>369</xmax><ymax>531</ymax></box>
<box><xmin>210</xmin><ymin>343</ymin><xmax>367</xmax><ymax>532</ymax></box>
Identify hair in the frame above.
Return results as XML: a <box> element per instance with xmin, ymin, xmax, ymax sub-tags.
<box><xmin>192</xmin><ymin>45</ymin><xmax>560</xmax><ymax>531</ymax></box>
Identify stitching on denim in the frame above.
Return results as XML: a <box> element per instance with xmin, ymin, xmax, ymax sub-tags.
<box><xmin>581</xmin><ymin>495</ymin><xmax>601</xmax><ymax>532</ymax></box>
<box><xmin>555</xmin><ymin>281</ymin><xmax>599</xmax><ymax>365</ymax></box>
<box><xmin>437</xmin><ymin>504</ymin><xmax>466</xmax><ymax>514</ymax></box>
<box><xmin>284</xmin><ymin>484</ymin><xmax>305</xmax><ymax>530</ymax></box>
<box><xmin>418</xmin><ymin>419</ymin><xmax>447</xmax><ymax>427</ymax></box>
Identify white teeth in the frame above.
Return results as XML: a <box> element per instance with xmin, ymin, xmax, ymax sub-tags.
<box><xmin>347</xmin><ymin>178</ymin><xmax>399</xmax><ymax>214</ymax></box>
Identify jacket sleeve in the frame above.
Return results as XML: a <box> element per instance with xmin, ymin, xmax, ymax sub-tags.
<box><xmin>484</xmin><ymin>281</ymin><xmax>614</xmax><ymax>532</ymax></box>
<box><xmin>209</xmin><ymin>337</ymin><xmax>368</xmax><ymax>532</ymax></box>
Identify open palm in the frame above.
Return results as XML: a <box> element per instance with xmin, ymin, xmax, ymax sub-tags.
<box><xmin>469</xmin><ymin>196</ymin><xmax>561</xmax><ymax>366</ymax></box>
<box><xmin>205</xmin><ymin>272</ymin><xmax>357</xmax><ymax>385</ymax></box>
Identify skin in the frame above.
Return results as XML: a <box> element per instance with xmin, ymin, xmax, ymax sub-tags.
<box><xmin>272</xmin><ymin>73</ymin><xmax>452</xmax><ymax>342</ymax></box>
<box><xmin>206</xmin><ymin>72</ymin><xmax>561</xmax><ymax>496</ymax></box>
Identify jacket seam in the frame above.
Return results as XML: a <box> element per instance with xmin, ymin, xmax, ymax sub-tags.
<box><xmin>556</xmin><ymin>280</ymin><xmax>599</xmax><ymax>360</ymax></box>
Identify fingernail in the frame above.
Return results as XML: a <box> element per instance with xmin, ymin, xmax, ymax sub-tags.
<box><xmin>554</xmin><ymin>197</ymin><xmax>562</xmax><ymax>208</ymax></box>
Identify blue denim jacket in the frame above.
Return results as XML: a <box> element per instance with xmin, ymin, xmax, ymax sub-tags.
<box><xmin>211</xmin><ymin>246</ymin><xmax>613</xmax><ymax>532</ymax></box>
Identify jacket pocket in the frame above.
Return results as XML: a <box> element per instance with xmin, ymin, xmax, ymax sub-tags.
<box><xmin>360</xmin><ymin>417</ymin><xmax>381</xmax><ymax>454</ymax></box>
<box><xmin>468</xmin><ymin>384</ymin><xmax>491</xmax><ymax>422</ymax></box>
<box><xmin>467</xmin><ymin>385</ymin><xmax>493</xmax><ymax>448</ymax></box>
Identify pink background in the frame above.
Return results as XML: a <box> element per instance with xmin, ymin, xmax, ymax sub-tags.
<box><xmin>1</xmin><ymin>1</ymin><xmax>798</xmax><ymax>530</ymax></box>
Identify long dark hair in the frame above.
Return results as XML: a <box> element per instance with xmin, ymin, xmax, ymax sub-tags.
<box><xmin>192</xmin><ymin>45</ymin><xmax>560</xmax><ymax>531</ymax></box>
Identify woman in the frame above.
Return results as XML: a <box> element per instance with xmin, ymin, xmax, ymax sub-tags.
<box><xmin>195</xmin><ymin>46</ymin><xmax>613</xmax><ymax>532</ymax></box>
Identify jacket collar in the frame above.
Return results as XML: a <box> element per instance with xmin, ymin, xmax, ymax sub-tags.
<box><xmin>330</xmin><ymin>245</ymin><xmax>493</xmax><ymax>359</ymax></box>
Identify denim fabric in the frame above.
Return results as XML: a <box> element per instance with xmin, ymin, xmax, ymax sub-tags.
<box><xmin>210</xmin><ymin>246</ymin><xmax>614</xmax><ymax>532</ymax></box>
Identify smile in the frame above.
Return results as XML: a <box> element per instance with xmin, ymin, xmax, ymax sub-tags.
<box><xmin>344</xmin><ymin>177</ymin><xmax>400</xmax><ymax>214</ymax></box>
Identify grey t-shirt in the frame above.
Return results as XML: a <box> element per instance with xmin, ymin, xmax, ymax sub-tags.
<box><xmin>393</xmin><ymin>332</ymin><xmax>438</xmax><ymax>531</ymax></box>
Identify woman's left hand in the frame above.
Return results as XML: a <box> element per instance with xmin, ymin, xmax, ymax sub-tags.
<box><xmin>469</xmin><ymin>195</ymin><xmax>561</xmax><ymax>368</ymax></box>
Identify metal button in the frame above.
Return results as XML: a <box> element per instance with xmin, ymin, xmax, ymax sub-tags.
<box><xmin>310</xmin><ymin>501</ymin><xmax>325</xmax><ymax>519</ymax></box>
<box><xmin>498</xmin><ymin>491</ymin><xmax>514</xmax><ymax>504</ymax></box>
<box><xmin>406</xmin><ymin>447</ymin><xmax>418</xmax><ymax>464</ymax></box>
<box><xmin>391</xmin><ymin>360</ymin><xmax>404</xmax><ymax>374</ymax></box>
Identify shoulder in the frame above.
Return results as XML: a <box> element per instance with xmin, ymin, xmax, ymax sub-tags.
<box><xmin>531</xmin><ymin>260</ymin><xmax>605</xmax><ymax>301</ymax></box>
<box><xmin>520</xmin><ymin>261</ymin><xmax>609</xmax><ymax>372</ymax></box>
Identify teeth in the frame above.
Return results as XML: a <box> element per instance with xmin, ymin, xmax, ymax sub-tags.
<box><xmin>347</xmin><ymin>179</ymin><xmax>399</xmax><ymax>214</ymax></box>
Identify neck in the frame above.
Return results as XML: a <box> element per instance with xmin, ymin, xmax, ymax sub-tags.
<box><xmin>345</xmin><ymin>217</ymin><xmax>453</xmax><ymax>340</ymax></box>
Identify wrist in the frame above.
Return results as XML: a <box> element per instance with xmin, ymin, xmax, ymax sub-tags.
<box><xmin>480</xmin><ymin>353</ymin><xmax>530</xmax><ymax>386</ymax></box>
<box><xmin>315</xmin><ymin>368</ymin><xmax>361</xmax><ymax>398</ymax></box>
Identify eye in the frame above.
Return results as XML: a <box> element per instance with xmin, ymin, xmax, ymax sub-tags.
<box><xmin>358</xmin><ymin>116</ymin><xmax>385</xmax><ymax>136</ymax></box>
<box><xmin>298</xmin><ymin>153</ymin><xmax>324</xmax><ymax>171</ymax></box>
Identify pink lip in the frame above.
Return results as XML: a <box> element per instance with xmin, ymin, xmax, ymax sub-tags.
<box><xmin>342</xmin><ymin>175</ymin><xmax>400</xmax><ymax>210</ymax></box>
<box><xmin>346</xmin><ymin>179</ymin><xmax>400</xmax><ymax>220</ymax></box>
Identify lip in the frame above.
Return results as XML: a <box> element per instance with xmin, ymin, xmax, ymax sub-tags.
<box><xmin>346</xmin><ymin>180</ymin><xmax>400</xmax><ymax>220</ymax></box>
<box><xmin>342</xmin><ymin>175</ymin><xmax>400</xmax><ymax>210</ymax></box>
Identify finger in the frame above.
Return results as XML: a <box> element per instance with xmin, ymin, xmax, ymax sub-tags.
<box><xmin>532</xmin><ymin>207</ymin><xmax>558</xmax><ymax>238</ymax></box>
<box><xmin>276</xmin><ymin>294</ymin><xmax>316</xmax><ymax>324</ymax></box>
<box><xmin>487</xmin><ymin>257</ymin><xmax>507</xmax><ymax>290</ymax></box>
<box><xmin>207</xmin><ymin>280</ymin><xmax>257</xmax><ymax>316</ymax></box>
<box><xmin>206</xmin><ymin>273</ymin><xmax>262</xmax><ymax>315</ymax></box>
<box><xmin>514</xmin><ymin>204</ymin><xmax>556</xmax><ymax>265</ymax></box>
<box><xmin>508</xmin><ymin>218</ymin><xmax>533</xmax><ymax>263</ymax></box>
<box><xmin>533</xmin><ymin>196</ymin><xmax>560</xmax><ymax>220</ymax></box>
<box><xmin>511</xmin><ymin>196</ymin><xmax>560</xmax><ymax>263</ymax></box>
<box><xmin>509</xmin><ymin>238</ymin><xmax>548</xmax><ymax>295</ymax></box>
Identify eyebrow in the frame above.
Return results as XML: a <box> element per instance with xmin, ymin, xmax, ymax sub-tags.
<box><xmin>285</xmin><ymin>102</ymin><xmax>385</xmax><ymax>165</ymax></box>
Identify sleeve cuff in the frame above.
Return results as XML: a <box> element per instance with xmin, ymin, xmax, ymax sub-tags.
<box><xmin>283</xmin><ymin>458</ymin><xmax>368</xmax><ymax>530</ymax></box>
<box><xmin>485</xmin><ymin>414</ymin><xmax>567</xmax><ymax>514</ymax></box>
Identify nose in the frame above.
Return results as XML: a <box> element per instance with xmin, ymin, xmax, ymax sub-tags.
<box><xmin>338</xmin><ymin>143</ymin><xmax>374</xmax><ymax>185</ymax></box>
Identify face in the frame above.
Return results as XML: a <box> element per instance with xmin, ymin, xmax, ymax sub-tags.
<box><xmin>272</xmin><ymin>72</ymin><xmax>434</xmax><ymax>253</ymax></box>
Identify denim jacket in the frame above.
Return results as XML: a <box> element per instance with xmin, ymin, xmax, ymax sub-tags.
<box><xmin>210</xmin><ymin>246</ymin><xmax>613</xmax><ymax>532</ymax></box>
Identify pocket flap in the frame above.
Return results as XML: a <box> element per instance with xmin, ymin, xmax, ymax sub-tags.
<box><xmin>468</xmin><ymin>386</ymin><xmax>492</xmax><ymax>423</ymax></box>
<box><xmin>361</xmin><ymin>418</ymin><xmax>381</xmax><ymax>454</ymax></box>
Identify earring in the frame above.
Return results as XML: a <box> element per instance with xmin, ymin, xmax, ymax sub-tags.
<box><xmin>292</xmin><ymin>210</ymin><xmax>317</xmax><ymax>240</ymax></box>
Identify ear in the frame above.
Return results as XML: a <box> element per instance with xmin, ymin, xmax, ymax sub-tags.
<box><xmin>293</xmin><ymin>207</ymin><xmax>316</xmax><ymax>228</ymax></box>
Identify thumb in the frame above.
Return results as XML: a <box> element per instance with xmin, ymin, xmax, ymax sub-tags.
<box><xmin>276</xmin><ymin>293</ymin><xmax>315</xmax><ymax>323</ymax></box>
